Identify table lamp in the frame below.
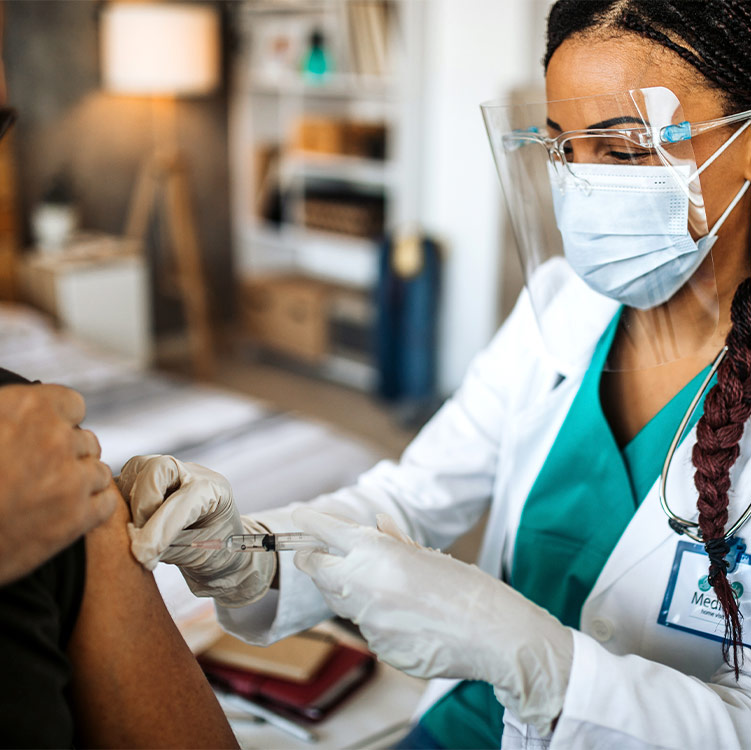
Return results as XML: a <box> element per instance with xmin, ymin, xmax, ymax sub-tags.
<box><xmin>100</xmin><ymin>2</ymin><xmax>220</xmax><ymax>378</ymax></box>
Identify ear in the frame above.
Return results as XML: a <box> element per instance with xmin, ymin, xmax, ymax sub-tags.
<box><xmin>743</xmin><ymin>128</ymin><xmax>751</xmax><ymax>182</ymax></box>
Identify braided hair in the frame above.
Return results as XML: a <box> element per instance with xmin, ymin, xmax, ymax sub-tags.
<box><xmin>545</xmin><ymin>0</ymin><xmax>751</xmax><ymax>678</ymax></box>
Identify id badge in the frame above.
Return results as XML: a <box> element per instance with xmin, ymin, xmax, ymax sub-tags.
<box><xmin>658</xmin><ymin>539</ymin><xmax>751</xmax><ymax>646</ymax></box>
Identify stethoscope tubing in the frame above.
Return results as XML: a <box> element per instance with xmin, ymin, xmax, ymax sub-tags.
<box><xmin>658</xmin><ymin>345</ymin><xmax>751</xmax><ymax>542</ymax></box>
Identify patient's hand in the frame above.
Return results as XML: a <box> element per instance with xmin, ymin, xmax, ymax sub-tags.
<box><xmin>0</xmin><ymin>384</ymin><xmax>118</xmax><ymax>585</ymax></box>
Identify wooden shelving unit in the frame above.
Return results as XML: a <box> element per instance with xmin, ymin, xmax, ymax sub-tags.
<box><xmin>229</xmin><ymin>0</ymin><xmax>425</xmax><ymax>390</ymax></box>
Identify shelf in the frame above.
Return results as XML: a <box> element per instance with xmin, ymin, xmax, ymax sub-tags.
<box><xmin>282</xmin><ymin>151</ymin><xmax>394</xmax><ymax>188</ymax></box>
<box><xmin>240</xmin><ymin>1</ymin><xmax>331</xmax><ymax>15</ymax></box>
<box><xmin>296</xmin><ymin>234</ymin><xmax>378</xmax><ymax>288</ymax></box>
<box><xmin>250</xmin><ymin>222</ymin><xmax>378</xmax><ymax>250</ymax></box>
<box><xmin>231</xmin><ymin>0</ymin><xmax>425</xmax><ymax>386</ymax></box>
<box><xmin>247</xmin><ymin>223</ymin><xmax>293</xmax><ymax>250</ymax></box>
<box><xmin>246</xmin><ymin>222</ymin><xmax>380</xmax><ymax>289</ymax></box>
<box><xmin>321</xmin><ymin>353</ymin><xmax>377</xmax><ymax>391</ymax></box>
<box><xmin>247</xmin><ymin>71</ymin><xmax>396</xmax><ymax>100</ymax></box>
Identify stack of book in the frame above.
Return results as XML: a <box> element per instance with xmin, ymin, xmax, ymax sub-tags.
<box><xmin>303</xmin><ymin>183</ymin><xmax>385</xmax><ymax>239</ymax></box>
<box><xmin>199</xmin><ymin>630</ymin><xmax>376</xmax><ymax>722</ymax></box>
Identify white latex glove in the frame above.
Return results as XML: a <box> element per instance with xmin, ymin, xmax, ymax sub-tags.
<box><xmin>117</xmin><ymin>455</ymin><xmax>276</xmax><ymax>607</ymax></box>
<box><xmin>293</xmin><ymin>507</ymin><xmax>573</xmax><ymax>737</ymax></box>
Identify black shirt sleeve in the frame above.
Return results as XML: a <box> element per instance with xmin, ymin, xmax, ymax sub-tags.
<box><xmin>0</xmin><ymin>367</ymin><xmax>33</xmax><ymax>386</ymax></box>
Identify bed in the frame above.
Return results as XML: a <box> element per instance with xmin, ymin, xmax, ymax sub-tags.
<box><xmin>0</xmin><ymin>302</ymin><xmax>381</xmax><ymax>645</ymax></box>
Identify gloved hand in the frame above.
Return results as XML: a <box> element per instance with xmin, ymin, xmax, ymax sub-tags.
<box><xmin>293</xmin><ymin>507</ymin><xmax>573</xmax><ymax>737</ymax></box>
<box><xmin>117</xmin><ymin>455</ymin><xmax>276</xmax><ymax>607</ymax></box>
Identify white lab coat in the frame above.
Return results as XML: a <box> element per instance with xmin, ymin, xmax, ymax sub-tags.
<box><xmin>217</xmin><ymin>260</ymin><xmax>751</xmax><ymax>749</ymax></box>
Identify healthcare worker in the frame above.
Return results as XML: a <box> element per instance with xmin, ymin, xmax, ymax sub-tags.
<box><xmin>117</xmin><ymin>2</ymin><xmax>751</xmax><ymax>748</ymax></box>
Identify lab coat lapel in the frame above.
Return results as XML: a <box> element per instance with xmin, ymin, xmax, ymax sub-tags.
<box><xmin>481</xmin><ymin>372</ymin><xmax>581</xmax><ymax>579</ymax></box>
<box><xmin>486</xmin><ymin>281</ymin><xmax>617</xmax><ymax>582</ymax></box>
<box><xmin>586</xmin><ymin>425</ymin><xmax>697</xmax><ymax>602</ymax></box>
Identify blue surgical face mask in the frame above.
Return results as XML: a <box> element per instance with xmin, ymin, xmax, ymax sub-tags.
<box><xmin>549</xmin><ymin>126</ymin><xmax>751</xmax><ymax>310</ymax></box>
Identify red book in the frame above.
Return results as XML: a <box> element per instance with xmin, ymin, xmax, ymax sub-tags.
<box><xmin>200</xmin><ymin>642</ymin><xmax>376</xmax><ymax>722</ymax></box>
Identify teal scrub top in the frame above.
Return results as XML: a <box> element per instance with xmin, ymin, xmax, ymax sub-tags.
<box><xmin>420</xmin><ymin>312</ymin><xmax>713</xmax><ymax>749</ymax></box>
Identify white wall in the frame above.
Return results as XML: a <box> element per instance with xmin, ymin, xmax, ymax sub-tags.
<box><xmin>419</xmin><ymin>0</ymin><xmax>548</xmax><ymax>393</ymax></box>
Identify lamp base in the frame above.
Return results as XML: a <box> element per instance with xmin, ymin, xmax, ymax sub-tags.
<box><xmin>126</xmin><ymin>148</ymin><xmax>215</xmax><ymax>380</ymax></box>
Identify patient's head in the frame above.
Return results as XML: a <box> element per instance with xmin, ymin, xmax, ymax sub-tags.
<box><xmin>0</xmin><ymin>8</ymin><xmax>14</xmax><ymax>141</ymax></box>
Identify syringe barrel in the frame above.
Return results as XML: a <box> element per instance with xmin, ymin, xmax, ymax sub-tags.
<box><xmin>272</xmin><ymin>533</ymin><xmax>327</xmax><ymax>551</ymax></box>
<box><xmin>225</xmin><ymin>533</ymin><xmax>325</xmax><ymax>552</ymax></box>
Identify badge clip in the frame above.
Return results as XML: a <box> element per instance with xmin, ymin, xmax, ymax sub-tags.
<box><xmin>727</xmin><ymin>537</ymin><xmax>747</xmax><ymax>576</ymax></box>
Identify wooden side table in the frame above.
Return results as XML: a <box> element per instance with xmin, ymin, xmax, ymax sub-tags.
<box><xmin>20</xmin><ymin>234</ymin><xmax>152</xmax><ymax>366</ymax></box>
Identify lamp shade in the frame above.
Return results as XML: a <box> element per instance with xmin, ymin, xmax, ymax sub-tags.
<box><xmin>101</xmin><ymin>3</ymin><xmax>220</xmax><ymax>96</ymax></box>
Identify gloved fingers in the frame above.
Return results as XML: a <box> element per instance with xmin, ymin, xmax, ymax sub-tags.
<box><xmin>292</xmin><ymin>507</ymin><xmax>373</xmax><ymax>554</ymax></box>
<box><xmin>184</xmin><ymin>480</ymin><xmax>235</xmax><ymax>529</ymax></box>
<box><xmin>128</xmin><ymin>455</ymin><xmax>185</xmax><ymax>528</ymax></box>
<box><xmin>128</xmin><ymin>522</ymin><xmax>161</xmax><ymax>570</ymax></box>
<box><xmin>166</xmin><ymin>527</ymin><xmax>236</xmax><ymax>569</ymax></box>
<box><xmin>294</xmin><ymin>548</ymin><xmax>347</xmax><ymax>595</ymax></box>
<box><xmin>375</xmin><ymin>513</ymin><xmax>421</xmax><ymax>548</ymax></box>
<box><xmin>128</xmin><ymin>523</ymin><xmax>212</xmax><ymax>570</ymax></box>
<box><xmin>183</xmin><ymin>460</ymin><xmax>231</xmax><ymax>488</ymax></box>
<box><xmin>359</xmin><ymin>624</ymin><xmax>429</xmax><ymax>675</ymax></box>
<box><xmin>126</xmin><ymin>482</ymin><xmax>215</xmax><ymax>566</ymax></box>
<box><xmin>116</xmin><ymin>454</ymin><xmax>165</xmax><ymax>510</ymax></box>
<box><xmin>170</xmin><ymin>526</ymin><xmax>205</xmax><ymax>544</ymax></box>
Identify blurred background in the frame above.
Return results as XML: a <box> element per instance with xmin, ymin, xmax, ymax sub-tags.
<box><xmin>2</xmin><ymin>0</ymin><xmax>550</xmax><ymax>454</ymax></box>
<box><xmin>0</xmin><ymin>1</ymin><xmax>553</xmax><ymax>743</ymax></box>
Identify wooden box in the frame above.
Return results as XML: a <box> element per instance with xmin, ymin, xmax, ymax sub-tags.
<box><xmin>292</xmin><ymin>117</ymin><xmax>343</xmax><ymax>155</ymax></box>
<box><xmin>239</xmin><ymin>276</ymin><xmax>331</xmax><ymax>363</ymax></box>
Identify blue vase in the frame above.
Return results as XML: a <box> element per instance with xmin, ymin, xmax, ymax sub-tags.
<box><xmin>304</xmin><ymin>29</ymin><xmax>331</xmax><ymax>80</ymax></box>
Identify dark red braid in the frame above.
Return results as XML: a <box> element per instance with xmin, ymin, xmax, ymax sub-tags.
<box><xmin>693</xmin><ymin>279</ymin><xmax>751</xmax><ymax>678</ymax></box>
<box><xmin>546</xmin><ymin>0</ymin><xmax>751</xmax><ymax>677</ymax></box>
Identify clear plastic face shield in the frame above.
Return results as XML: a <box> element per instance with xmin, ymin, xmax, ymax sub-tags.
<box><xmin>482</xmin><ymin>86</ymin><xmax>751</xmax><ymax>372</ymax></box>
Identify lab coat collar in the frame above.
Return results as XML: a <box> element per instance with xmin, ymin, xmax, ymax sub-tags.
<box><xmin>531</xmin><ymin>257</ymin><xmax>620</xmax><ymax>379</ymax></box>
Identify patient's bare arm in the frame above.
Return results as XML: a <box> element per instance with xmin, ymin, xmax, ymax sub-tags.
<box><xmin>67</xmin><ymin>488</ymin><xmax>238</xmax><ymax>749</ymax></box>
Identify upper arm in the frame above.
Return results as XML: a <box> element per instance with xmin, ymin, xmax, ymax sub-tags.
<box><xmin>67</xmin><ymin>487</ymin><xmax>238</xmax><ymax>749</ymax></box>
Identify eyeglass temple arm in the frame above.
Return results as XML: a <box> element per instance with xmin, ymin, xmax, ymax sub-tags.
<box><xmin>501</xmin><ymin>127</ymin><xmax>542</xmax><ymax>151</ymax></box>
<box><xmin>661</xmin><ymin>109</ymin><xmax>751</xmax><ymax>144</ymax></box>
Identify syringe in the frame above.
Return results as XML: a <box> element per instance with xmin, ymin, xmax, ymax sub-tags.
<box><xmin>170</xmin><ymin>532</ymin><xmax>325</xmax><ymax>553</ymax></box>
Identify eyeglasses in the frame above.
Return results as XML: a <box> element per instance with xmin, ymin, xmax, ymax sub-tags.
<box><xmin>0</xmin><ymin>108</ymin><xmax>17</xmax><ymax>141</ymax></box>
<box><xmin>502</xmin><ymin>108</ymin><xmax>751</xmax><ymax>167</ymax></box>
